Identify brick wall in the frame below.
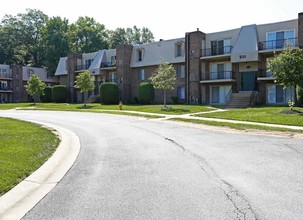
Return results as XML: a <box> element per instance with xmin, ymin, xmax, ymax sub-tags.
<box><xmin>298</xmin><ymin>12</ymin><xmax>303</xmax><ymax>48</ymax></box>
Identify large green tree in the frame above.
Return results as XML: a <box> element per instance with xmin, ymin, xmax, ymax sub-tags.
<box><xmin>69</xmin><ymin>16</ymin><xmax>108</xmax><ymax>53</ymax></box>
<box><xmin>25</xmin><ymin>73</ymin><xmax>46</xmax><ymax>105</ymax></box>
<box><xmin>149</xmin><ymin>62</ymin><xmax>176</xmax><ymax>107</ymax></box>
<box><xmin>41</xmin><ymin>16</ymin><xmax>70</xmax><ymax>76</ymax></box>
<box><xmin>0</xmin><ymin>9</ymin><xmax>48</xmax><ymax>66</ymax></box>
<box><xmin>268</xmin><ymin>47</ymin><xmax>303</xmax><ymax>103</ymax></box>
<box><xmin>74</xmin><ymin>70</ymin><xmax>95</xmax><ymax>106</ymax></box>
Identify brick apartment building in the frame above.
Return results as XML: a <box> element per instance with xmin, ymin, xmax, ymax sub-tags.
<box><xmin>2</xmin><ymin>12</ymin><xmax>303</xmax><ymax>106</ymax></box>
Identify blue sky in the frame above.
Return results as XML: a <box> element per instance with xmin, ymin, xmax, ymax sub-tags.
<box><xmin>1</xmin><ymin>0</ymin><xmax>303</xmax><ymax>40</ymax></box>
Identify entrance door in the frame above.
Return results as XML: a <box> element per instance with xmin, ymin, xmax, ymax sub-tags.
<box><xmin>211</xmin><ymin>87</ymin><xmax>219</xmax><ymax>103</ymax></box>
<box><xmin>241</xmin><ymin>72</ymin><xmax>256</xmax><ymax>91</ymax></box>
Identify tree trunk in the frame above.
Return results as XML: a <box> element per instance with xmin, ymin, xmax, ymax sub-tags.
<box><xmin>163</xmin><ymin>90</ymin><xmax>166</xmax><ymax>107</ymax></box>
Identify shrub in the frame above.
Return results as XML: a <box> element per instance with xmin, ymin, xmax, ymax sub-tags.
<box><xmin>52</xmin><ymin>85</ymin><xmax>68</xmax><ymax>103</ymax></box>
<box><xmin>40</xmin><ymin>86</ymin><xmax>52</xmax><ymax>103</ymax></box>
<box><xmin>296</xmin><ymin>86</ymin><xmax>303</xmax><ymax>106</ymax></box>
<box><xmin>138</xmin><ymin>82</ymin><xmax>154</xmax><ymax>104</ymax></box>
<box><xmin>99</xmin><ymin>83</ymin><xmax>119</xmax><ymax>104</ymax></box>
<box><xmin>171</xmin><ymin>96</ymin><xmax>179</xmax><ymax>104</ymax></box>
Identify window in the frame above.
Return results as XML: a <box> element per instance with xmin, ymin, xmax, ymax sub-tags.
<box><xmin>138</xmin><ymin>69</ymin><xmax>145</xmax><ymax>80</ymax></box>
<box><xmin>211</xmin><ymin>39</ymin><xmax>231</xmax><ymax>56</ymax></box>
<box><xmin>137</xmin><ymin>48</ymin><xmax>144</xmax><ymax>62</ymax></box>
<box><xmin>111</xmin><ymin>55</ymin><xmax>116</xmax><ymax>65</ymax></box>
<box><xmin>175</xmin><ymin>42</ymin><xmax>184</xmax><ymax>57</ymax></box>
<box><xmin>266</xmin><ymin>30</ymin><xmax>295</xmax><ymax>49</ymax></box>
<box><xmin>210</xmin><ymin>62</ymin><xmax>232</xmax><ymax>80</ymax></box>
<box><xmin>176</xmin><ymin>65</ymin><xmax>185</xmax><ymax>78</ymax></box>
<box><xmin>267</xmin><ymin>84</ymin><xmax>291</xmax><ymax>104</ymax></box>
<box><xmin>85</xmin><ymin>59</ymin><xmax>93</xmax><ymax>69</ymax></box>
<box><xmin>109</xmin><ymin>72</ymin><xmax>116</xmax><ymax>82</ymax></box>
<box><xmin>177</xmin><ymin>87</ymin><xmax>185</xmax><ymax>99</ymax></box>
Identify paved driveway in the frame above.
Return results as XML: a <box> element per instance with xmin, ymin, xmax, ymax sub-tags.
<box><xmin>1</xmin><ymin>110</ymin><xmax>303</xmax><ymax>219</ymax></box>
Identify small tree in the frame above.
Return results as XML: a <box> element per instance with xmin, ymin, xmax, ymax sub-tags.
<box><xmin>149</xmin><ymin>62</ymin><xmax>176</xmax><ymax>107</ymax></box>
<box><xmin>268</xmin><ymin>47</ymin><xmax>303</xmax><ymax>107</ymax></box>
<box><xmin>25</xmin><ymin>73</ymin><xmax>46</xmax><ymax>105</ymax></box>
<box><xmin>74</xmin><ymin>70</ymin><xmax>95</xmax><ymax>106</ymax></box>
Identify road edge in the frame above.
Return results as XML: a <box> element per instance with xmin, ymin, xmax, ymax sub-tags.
<box><xmin>0</xmin><ymin>121</ymin><xmax>81</xmax><ymax>220</ymax></box>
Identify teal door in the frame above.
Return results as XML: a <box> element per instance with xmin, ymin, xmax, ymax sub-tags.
<box><xmin>241</xmin><ymin>72</ymin><xmax>256</xmax><ymax>91</ymax></box>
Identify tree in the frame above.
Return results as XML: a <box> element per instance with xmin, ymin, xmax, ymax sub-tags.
<box><xmin>74</xmin><ymin>70</ymin><xmax>95</xmax><ymax>106</ymax></box>
<box><xmin>25</xmin><ymin>73</ymin><xmax>46</xmax><ymax>105</ymax></box>
<box><xmin>0</xmin><ymin>9</ymin><xmax>48</xmax><ymax>66</ymax></box>
<box><xmin>126</xmin><ymin>26</ymin><xmax>154</xmax><ymax>45</ymax></box>
<box><xmin>69</xmin><ymin>16</ymin><xmax>108</xmax><ymax>53</ymax></box>
<box><xmin>149</xmin><ymin>62</ymin><xmax>176</xmax><ymax>107</ymax></box>
<box><xmin>41</xmin><ymin>16</ymin><xmax>70</xmax><ymax>76</ymax></box>
<box><xmin>108</xmin><ymin>28</ymin><xmax>128</xmax><ymax>48</ymax></box>
<box><xmin>268</xmin><ymin>47</ymin><xmax>303</xmax><ymax>104</ymax></box>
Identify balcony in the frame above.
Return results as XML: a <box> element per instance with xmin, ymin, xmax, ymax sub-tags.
<box><xmin>257</xmin><ymin>69</ymin><xmax>275</xmax><ymax>81</ymax></box>
<box><xmin>200</xmin><ymin>71</ymin><xmax>235</xmax><ymax>83</ymax></box>
<box><xmin>201</xmin><ymin>46</ymin><xmax>233</xmax><ymax>57</ymax></box>
<box><xmin>101</xmin><ymin>62</ymin><xmax>116</xmax><ymax>69</ymax></box>
<box><xmin>0</xmin><ymin>73</ymin><xmax>13</xmax><ymax>79</ymax></box>
<box><xmin>0</xmin><ymin>86</ymin><xmax>13</xmax><ymax>92</ymax></box>
<box><xmin>75</xmin><ymin>64</ymin><xmax>90</xmax><ymax>71</ymax></box>
<box><xmin>258</xmin><ymin>37</ymin><xmax>298</xmax><ymax>51</ymax></box>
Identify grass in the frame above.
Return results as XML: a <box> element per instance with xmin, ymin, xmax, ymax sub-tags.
<box><xmin>0</xmin><ymin>117</ymin><xmax>59</xmax><ymax>195</ymax></box>
<box><xmin>194</xmin><ymin>106</ymin><xmax>303</xmax><ymax>127</ymax></box>
<box><xmin>171</xmin><ymin>118</ymin><xmax>303</xmax><ymax>133</ymax></box>
<box><xmin>0</xmin><ymin>103</ymin><xmax>213</xmax><ymax>115</ymax></box>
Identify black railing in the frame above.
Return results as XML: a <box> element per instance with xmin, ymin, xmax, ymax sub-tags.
<box><xmin>101</xmin><ymin>62</ymin><xmax>116</xmax><ymax>68</ymax></box>
<box><xmin>258</xmin><ymin>37</ymin><xmax>298</xmax><ymax>50</ymax></box>
<box><xmin>201</xmin><ymin>71</ymin><xmax>233</xmax><ymax>81</ymax></box>
<box><xmin>0</xmin><ymin>86</ymin><xmax>12</xmax><ymax>91</ymax></box>
<box><xmin>201</xmin><ymin>46</ymin><xmax>233</xmax><ymax>57</ymax></box>
<box><xmin>258</xmin><ymin>69</ymin><xmax>274</xmax><ymax>78</ymax></box>
<box><xmin>0</xmin><ymin>73</ymin><xmax>13</xmax><ymax>78</ymax></box>
<box><xmin>75</xmin><ymin>64</ymin><xmax>90</xmax><ymax>71</ymax></box>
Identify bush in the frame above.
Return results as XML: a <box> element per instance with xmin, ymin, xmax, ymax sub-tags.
<box><xmin>138</xmin><ymin>82</ymin><xmax>154</xmax><ymax>104</ymax></box>
<box><xmin>296</xmin><ymin>86</ymin><xmax>303</xmax><ymax>106</ymax></box>
<box><xmin>99</xmin><ymin>83</ymin><xmax>119</xmax><ymax>104</ymax></box>
<box><xmin>40</xmin><ymin>86</ymin><xmax>52</xmax><ymax>103</ymax></box>
<box><xmin>52</xmin><ymin>85</ymin><xmax>68</xmax><ymax>103</ymax></box>
<box><xmin>171</xmin><ymin>96</ymin><xmax>179</xmax><ymax>104</ymax></box>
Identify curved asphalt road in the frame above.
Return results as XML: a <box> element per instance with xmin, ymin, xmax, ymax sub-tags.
<box><xmin>1</xmin><ymin>110</ymin><xmax>303</xmax><ymax>220</ymax></box>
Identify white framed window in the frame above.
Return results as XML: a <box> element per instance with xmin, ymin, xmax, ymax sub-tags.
<box><xmin>210</xmin><ymin>62</ymin><xmax>232</xmax><ymax>80</ymax></box>
<box><xmin>111</xmin><ymin>55</ymin><xmax>116</xmax><ymax>65</ymax></box>
<box><xmin>177</xmin><ymin>86</ymin><xmax>185</xmax><ymax>99</ymax></box>
<box><xmin>210</xmin><ymin>85</ymin><xmax>232</xmax><ymax>104</ymax></box>
<box><xmin>85</xmin><ymin>59</ymin><xmax>93</xmax><ymax>69</ymax></box>
<box><xmin>136</xmin><ymin>48</ymin><xmax>144</xmax><ymax>62</ymax></box>
<box><xmin>176</xmin><ymin>65</ymin><xmax>185</xmax><ymax>78</ymax></box>
<box><xmin>267</xmin><ymin>84</ymin><xmax>292</xmax><ymax>104</ymax></box>
<box><xmin>211</xmin><ymin>38</ymin><xmax>231</xmax><ymax>55</ymax></box>
<box><xmin>138</xmin><ymin>69</ymin><xmax>145</xmax><ymax>80</ymax></box>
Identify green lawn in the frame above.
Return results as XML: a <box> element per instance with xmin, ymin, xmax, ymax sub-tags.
<box><xmin>0</xmin><ymin>118</ymin><xmax>59</xmax><ymax>195</ymax></box>
<box><xmin>0</xmin><ymin>103</ymin><xmax>214</xmax><ymax>115</ymax></box>
<box><xmin>194</xmin><ymin>106</ymin><xmax>303</xmax><ymax>127</ymax></box>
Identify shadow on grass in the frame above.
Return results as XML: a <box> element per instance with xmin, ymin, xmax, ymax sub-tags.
<box><xmin>76</xmin><ymin>105</ymin><xmax>94</xmax><ymax>109</ymax></box>
<box><xmin>160</xmin><ymin>108</ymin><xmax>190</xmax><ymax>113</ymax></box>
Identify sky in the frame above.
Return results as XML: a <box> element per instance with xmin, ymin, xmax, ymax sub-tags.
<box><xmin>1</xmin><ymin>0</ymin><xmax>303</xmax><ymax>41</ymax></box>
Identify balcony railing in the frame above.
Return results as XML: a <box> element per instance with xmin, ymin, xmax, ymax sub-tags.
<box><xmin>0</xmin><ymin>73</ymin><xmax>13</xmax><ymax>79</ymax></box>
<box><xmin>201</xmin><ymin>46</ymin><xmax>233</xmax><ymax>57</ymax></box>
<box><xmin>258</xmin><ymin>37</ymin><xmax>298</xmax><ymax>51</ymax></box>
<box><xmin>101</xmin><ymin>62</ymin><xmax>116</xmax><ymax>68</ymax></box>
<box><xmin>258</xmin><ymin>69</ymin><xmax>274</xmax><ymax>78</ymax></box>
<box><xmin>0</xmin><ymin>86</ymin><xmax>12</xmax><ymax>91</ymax></box>
<box><xmin>201</xmin><ymin>71</ymin><xmax>233</xmax><ymax>81</ymax></box>
<box><xmin>75</xmin><ymin>64</ymin><xmax>90</xmax><ymax>71</ymax></box>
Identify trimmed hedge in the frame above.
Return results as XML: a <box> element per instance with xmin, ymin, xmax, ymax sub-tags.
<box><xmin>40</xmin><ymin>86</ymin><xmax>52</xmax><ymax>103</ymax></box>
<box><xmin>99</xmin><ymin>83</ymin><xmax>119</xmax><ymax>104</ymax></box>
<box><xmin>52</xmin><ymin>85</ymin><xmax>68</xmax><ymax>103</ymax></box>
<box><xmin>138</xmin><ymin>82</ymin><xmax>154</xmax><ymax>104</ymax></box>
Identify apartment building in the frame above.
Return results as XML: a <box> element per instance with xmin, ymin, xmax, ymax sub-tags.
<box><xmin>54</xmin><ymin>12</ymin><xmax>303</xmax><ymax>106</ymax></box>
<box><xmin>0</xmin><ymin>64</ymin><xmax>56</xmax><ymax>103</ymax></box>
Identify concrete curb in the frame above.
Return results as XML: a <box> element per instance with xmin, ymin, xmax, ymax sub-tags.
<box><xmin>0</xmin><ymin>122</ymin><xmax>81</xmax><ymax>220</ymax></box>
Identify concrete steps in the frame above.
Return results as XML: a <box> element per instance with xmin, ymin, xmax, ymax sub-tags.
<box><xmin>226</xmin><ymin>92</ymin><xmax>252</xmax><ymax>108</ymax></box>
